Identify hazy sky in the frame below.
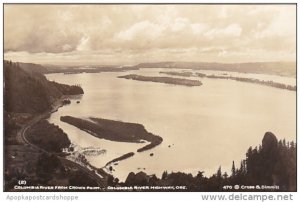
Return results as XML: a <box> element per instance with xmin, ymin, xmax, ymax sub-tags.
<box><xmin>4</xmin><ymin>4</ymin><xmax>296</xmax><ymax>65</ymax></box>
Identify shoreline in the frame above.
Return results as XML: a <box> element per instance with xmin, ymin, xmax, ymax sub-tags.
<box><xmin>20</xmin><ymin>95</ymin><xmax>110</xmax><ymax>187</ymax></box>
<box><xmin>159</xmin><ymin>71</ymin><xmax>296</xmax><ymax>91</ymax></box>
<box><xmin>49</xmin><ymin>97</ymin><xmax>113</xmax><ymax>181</ymax></box>
<box><xmin>59</xmin><ymin>115</ymin><xmax>163</xmax><ymax>178</ymax></box>
<box><xmin>60</xmin><ymin>116</ymin><xmax>163</xmax><ymax>151</ymax></box>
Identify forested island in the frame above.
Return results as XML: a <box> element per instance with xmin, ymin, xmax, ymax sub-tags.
<box><xmin>118</xmin><ymin>74</ymin><xmax>202</xmax><ymax>86</ymax></box>
<box><xmin>160</xmin><ymin>71</ymin><xmax>296</xmax><ymax>91</ymax></box>
<box><xmin>60</xmin><ymin>116</ymin><xmax>163</xmax><ymax>152</ymax></box>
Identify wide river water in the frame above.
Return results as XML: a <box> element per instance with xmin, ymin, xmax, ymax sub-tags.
<box><xmin>46</xmin><ymin>68</ymin><xmax>296</xmax><ymax>181</ymax></box>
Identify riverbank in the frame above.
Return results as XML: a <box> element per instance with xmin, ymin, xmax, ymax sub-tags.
<box><xmin>48</xmin><ymin>98</ymin><xmax>112</xmax><ymax>185</ymax></box>
<box><xmin>12</xmin><ymin>96</ymin><xmax>109</xmax><ymax>189</ymax></box>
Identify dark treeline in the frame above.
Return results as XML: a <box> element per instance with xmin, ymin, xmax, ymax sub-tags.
<box><xmin>50</xmin><ymin>81</ymin><xmax>84</xmax><ymax>95</ymax></box>
<box><xmin>120</xmin><ymin>132</ymin><xmax>296</xmax><ymax>192</ymax></box>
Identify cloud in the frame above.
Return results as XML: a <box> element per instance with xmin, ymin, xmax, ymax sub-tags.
<box><xmin>116</xmin><ymin>20</ymin><xmax>163</xmax><ymax>41</ymax></box>
<box><xmin>4</xmin><ymin>4</ymin><xmax>296</xmax><ymax>64</ymax></box>
<box><xmin>204</xmin><ymin>23</ymin><xmax>242</xmax><ymax>39</ymax></box>
<box><xmin>76</xmin><ymin>36</ymin><xmax>90</xmax><ymax>51</ymax></box>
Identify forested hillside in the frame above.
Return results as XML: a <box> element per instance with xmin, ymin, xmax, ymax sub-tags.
<box><xmin>4</xmin><ymin>60</ymin><xmax>83</xmax><ymax>113</ymax></box>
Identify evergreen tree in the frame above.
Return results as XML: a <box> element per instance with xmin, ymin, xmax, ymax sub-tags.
<box><xmin>231</xmin><ymin>161</ymin><xmax>236</xmax><ymax>177</ymax></box>
<box><xmin>216</xmin><ymin>166</ymin><xmax>222</xmax><ymax>179</ymax></box>
<box><xmin>162</xmin><ymin>171</ymin><xmax>168</xmax><ymax>180</ymax></box>
<box><xmin>223</xmin><ymin>172</ymin><xmax>228</xmax><ymax>179</ymax></box>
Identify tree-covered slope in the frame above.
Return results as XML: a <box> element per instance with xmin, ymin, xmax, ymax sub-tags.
<box><xmin>4</xmin><ymin>60</ymin><xmax>83</xmax><ymax>113</ymax></box>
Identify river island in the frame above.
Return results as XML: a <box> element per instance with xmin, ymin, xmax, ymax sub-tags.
<box><xmin>60</xmin><ymin>116</ymin><xmax>163</xmax><ymax>153</ymax></box>
<box><xmin>160</xmin><ymin>71</ymin><xmax>296</xmax><ymax>91</ymax></box>
<box><xmin>118</xmin><ymin>74</ymin><xmax>202</xmax><ymax>86</ymax></box>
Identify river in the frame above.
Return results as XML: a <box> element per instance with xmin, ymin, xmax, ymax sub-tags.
<box><xmin>46</xmin><ymin>68</ymin><xmax>296</xmax><ymax>181</ymax></box>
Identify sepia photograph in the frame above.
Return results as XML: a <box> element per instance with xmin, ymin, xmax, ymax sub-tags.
<box><xmin>2</xmin><ymin>3</ymin><xmax>296</xmax><ymax>193</ymax></box>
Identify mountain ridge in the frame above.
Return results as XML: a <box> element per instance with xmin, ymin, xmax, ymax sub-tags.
<box><xmin>4</xmin><ymin>60</ymin><xmax>296</xmax><ymax>77</ymax></box>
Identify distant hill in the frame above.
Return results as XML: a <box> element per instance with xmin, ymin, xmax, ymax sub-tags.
<box><xmin>7</xmin><ymin>60</ymin><xmax>295</xmax><ymax>77</ymax></box>
<box><xmin>17</xmin><ymin>62</ymin><xmax>49</xmax><ymax>75</ymax></box>
<box><xmin>134</xmin><ymin>61</ymin><xmax>296</xmax><ymax>77</ymax></box>
<box><xmin>4</xmin><ymin>60</ymin><xmax>83</xmax><ymax>113</ymax></box>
